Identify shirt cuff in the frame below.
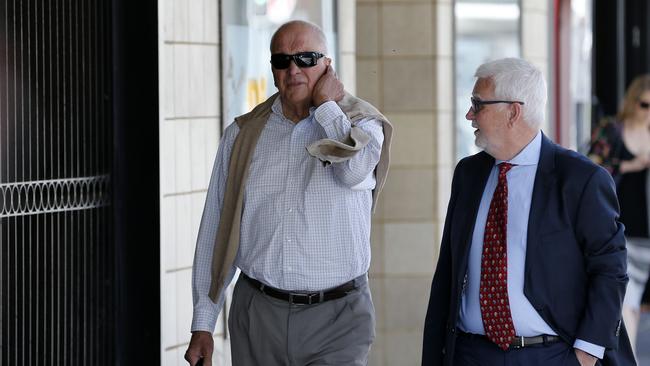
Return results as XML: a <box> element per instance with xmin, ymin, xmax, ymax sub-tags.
<box><xmin>573</xmin><ymin>339</ymin><xmax>605</xmax><ymax>359</ymax></box>
<box><xmin>314</xmin><ymin>100</ymin><xmax>347</xmax><ymax>129</ymax></box>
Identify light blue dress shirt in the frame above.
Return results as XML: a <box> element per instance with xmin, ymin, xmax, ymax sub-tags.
<box><xmin>191</xmin><ymin>98</ymin><xmax>384</xmax><ymax>332</ymax></box>
<box><xmin>457</xmin><ymin>131</ymin><xmax>605</xmax><ymax>358</ymax></box>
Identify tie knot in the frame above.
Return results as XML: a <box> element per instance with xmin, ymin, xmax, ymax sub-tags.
<box><xmin>498</xmin><ymin>162</ymin><xmax>514</xmax><ymax>177</ymax></box>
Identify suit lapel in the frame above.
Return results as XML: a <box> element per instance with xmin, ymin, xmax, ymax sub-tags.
<box><xmin>526</xmin><ymin>133</ymin><xmax>557</xmax><ymax>251</ymax></box>
<box><xmin>457</xmin><ymin>152</ymin><xmax>494</xmax><ymax>264</ymax></box>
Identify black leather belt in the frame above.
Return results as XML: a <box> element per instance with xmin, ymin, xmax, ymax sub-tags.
<box><xmin>458</xmin><ymin>330</ymin><xmax>562</xmax><ymax>349</ymax></box>
<box><xmin>242</xmin><ymin>274</ymin><xmax>357</xmax><ymax>305</ymax></box>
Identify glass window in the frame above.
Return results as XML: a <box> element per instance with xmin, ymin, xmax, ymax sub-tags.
<box><xmin>569</xmin><ymin>0</ymin><xmax>592</xmax><ymax>152</ymax></box>
<box><xmin>221</xmin><ymin>0</ymin><xmax>337</xmax><ymax>128</ymax></box>
<box><xmin>454</xmin><ymin>0</ymin><xmax>522</xmax><ymax>160</ymax></box>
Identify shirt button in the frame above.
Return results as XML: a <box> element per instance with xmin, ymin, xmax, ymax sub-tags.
<box><xmin>288</xmin><ymin>208</ymin><xmax>293</xmax><ymax>213</ymax></box>
<box><xmin>287</xmin><ymin>238</ymin><xmax>292</xmax><ymax>242</ymax></box>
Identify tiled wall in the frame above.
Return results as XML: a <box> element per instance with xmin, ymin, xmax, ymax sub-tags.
<box><xmin>159</xmin><ymin>0</ymin><xmax>228</xmax><ymax>364</ymax></box>
<box><xmin>355</xmin><ymin>0</ymin><xmax>455</xmax><ymax>365</ymax></box>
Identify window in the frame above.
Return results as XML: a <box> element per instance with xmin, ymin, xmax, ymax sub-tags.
<box><xmin>454</xmin><ymin>0</ymin><xmax>522</xmax><ymax>160</ymax></box>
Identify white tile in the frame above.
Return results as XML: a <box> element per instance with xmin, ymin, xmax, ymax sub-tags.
<box><xmin>163</xmin><ymin>45</ymin><xmax>176</xmax><ymax>118</ymax></box>
<box><xmin>189</xmin><ymin>192</ymin><xmax>206</xmax><ymax>258</ymax></box>
<box><xmin>188</xmin><ymin>0</ymin><xmax>205</xmax><ymax>43</ymax></box>
<box><xmin>161</xmin><ymin>196</ymin><xmax>178</xmax><ymax>271</ymax></box>
<box><xmin>174</xmin><ymin>119</ymin><xmax>192</xmax><ymax>193</ymax></box>
<box><xmin>162</xmin><ymin>348</ymin><xmax>177</xmax><ymax>366</ymax></box>
<box><xmin>203</xmin><ymin>46</ymin><xmax>220</xmax><ymax>117</ymax></box>
<box><xmin>173</xmin><ymin>45</ymin><xmax>191</xmax><ymax>117</ymax></box>
<box><xmin>190</xmin><ymin>120</ymin><xmax>208</xmax><ymax>191</ymax></box>
<box><xmin>204</xmin><ymin>0</ymin><xmax>219</xmax><ymax>44</ymax></box>
<box><xmin>173</xmin><ymin>0</ymin><xmax>189</xmax><ymax>41</ymax></box>
<box><xmin>175</xmin><ymin>194</ymin><xmax>194</xmax><ymax>268</ymax></box>
<box><xmin>161</xmin><ymin>272</ymin><xmax>178</xmax><ymax>347</ymax></box>
<box><xmin>161</xmin><ymin>0</ymin><xmax>174</xmax><ymax>41</ymax></box>
<box><xmin>161</xmin><ymin>121</ymin><xmax>177</xmax><ymax>194</ymax></box>
<box><xmin>205</xmin><ymin>119</ymin><xmax>219</xmax><ymax>174</ymax></box>
<box><xmin>176</xmin><ymin>269</ymin><xmax>194</xmax><ymax>343</ymax></box>
<box><xmin>189</xmin><ymin>46</ymin><xmax>206</xmax><ymax>116</ymax></box>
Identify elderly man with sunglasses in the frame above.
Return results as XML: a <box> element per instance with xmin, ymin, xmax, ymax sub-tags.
<box><xmin>422</xmin><ymin>58</ymin><xmax>635</xmax><ymax>366</ymax></box>
<box><xmin>184</xmin><ymin>20</ymin><xmax>392</xmax><ymax>366</ymax></box>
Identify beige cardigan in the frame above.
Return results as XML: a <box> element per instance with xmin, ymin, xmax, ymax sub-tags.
<box><xmin>208</xmin><ymin>92</ymin><xmax>393</xmax><ymax>301</ymax></box>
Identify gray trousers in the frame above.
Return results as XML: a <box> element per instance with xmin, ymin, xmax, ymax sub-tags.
<box><xmin>228</xmin><ymin>274</ymin><xmax>375</xmax><ymax>366</ymax></box>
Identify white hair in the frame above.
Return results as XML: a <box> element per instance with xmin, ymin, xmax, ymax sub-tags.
<box><xmin>475</xmin><ymin>58</ymin><xmax>547</xmax><ymax>128</ymax></box>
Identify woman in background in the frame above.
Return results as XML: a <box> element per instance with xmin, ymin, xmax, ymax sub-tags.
<box><xmin>589</xmin><ymin>74</ymin><xmax>650</xmax><ymax>358</ymax></box>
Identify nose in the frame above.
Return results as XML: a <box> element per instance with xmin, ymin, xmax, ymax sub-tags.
<box><xmin>465</xmin><ymin>106</ymin><xmax>475</xmax><ymax>120</ymax></box>
<box><xmin>287</xmin><ymin>60</ymin><xmax>301</xmax><ymax>75</ymax></box>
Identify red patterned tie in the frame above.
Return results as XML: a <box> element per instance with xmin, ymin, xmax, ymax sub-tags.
<box><xmin>480</xmin><ymin>162</ymin><xmax>516</xmax><ymax>350</ymax></box>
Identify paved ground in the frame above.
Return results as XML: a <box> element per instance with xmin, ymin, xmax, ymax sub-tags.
<box><xmin>638</xmin><ymin>312</ymin><xmax>650</xmax><ymax>366</ymax></box>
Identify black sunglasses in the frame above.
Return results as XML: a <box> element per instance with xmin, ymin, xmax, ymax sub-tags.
<box><xmin>639</xmin><ymin>100</ymin><xmax>650</xmax><ymax>109</ymax></box>
<box><xmin>270</xmin><ymin>52</ymin><xmax>325</xmax><ymax>69</ymax></box>
<box><xmin>471</xmin><ymin>97</ymin><xmax>525</xmax><ymax>114</ymax></box>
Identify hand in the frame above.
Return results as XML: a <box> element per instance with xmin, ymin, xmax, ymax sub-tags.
<box><xmin>312</xmin><ymin>64</ymin><xmax>344</xmax><ymax>107</ymax></box>
<box><xmin>184</xmin><ymin>331</ymin><xmax>214</xmax><ymax>366</ymax></box>
<box><xmin>574</xmin><ymin>348</ymin><xmax>598</xmax><ymax>366</ymax></box>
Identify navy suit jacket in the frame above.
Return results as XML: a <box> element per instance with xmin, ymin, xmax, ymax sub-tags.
<box><xmin>422</xmin><ymin>134</ymin><xmax>635</xmax><ymax>366</ymax></box>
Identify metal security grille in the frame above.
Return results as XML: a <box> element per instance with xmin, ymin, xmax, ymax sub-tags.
<box><xmin>0</xmin><ymin>1</ymin><xmax>114</xmax><ymax>365</ymax></box>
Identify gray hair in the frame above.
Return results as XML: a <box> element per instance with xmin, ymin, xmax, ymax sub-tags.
<box><xmin>270</xmin><ymin>20</ymin><xmax>328</xmax><ymax>54</ymax></box>
<box><xmin>475</xmin><ymin>58</ymin><xmax>547</xmax><ymax>128</ymax></box>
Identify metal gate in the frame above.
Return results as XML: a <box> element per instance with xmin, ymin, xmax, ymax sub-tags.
<box><xmin>0</xmin><ymin>1</ymin><xmax>114</xmax><ymax>365</ymax></box>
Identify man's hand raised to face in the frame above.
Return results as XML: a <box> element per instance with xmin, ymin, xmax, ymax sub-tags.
<box><xmin>184</xmin><ymin>331</ymin><xmax>214</xmax><ymax>366</ymax></box>
<box><xmin>312</xmin><ymin>63</ymin><xmax>344</xmax><ymax>107</ymax></box>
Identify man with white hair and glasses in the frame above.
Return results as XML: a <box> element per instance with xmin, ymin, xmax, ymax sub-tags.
<box><xmin>422</xmin><ymin>58</ymin><xmax>635</xmax><ymax>366</ymax></box>
<box><xmin>184</xmin><ymin>20</ymin><xmax>392</xmax><ymax>366</ymax></box>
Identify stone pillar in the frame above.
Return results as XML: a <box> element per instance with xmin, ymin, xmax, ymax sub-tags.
<box><xmin>355</xmin><ymin>0</ymin><xmax>454</xmax><ymax>364</ymax></box>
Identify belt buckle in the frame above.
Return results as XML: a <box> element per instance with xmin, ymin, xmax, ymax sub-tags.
<box><xmin>290</xmin><ymin>292</ymin><xmax>318</xmax><ymax>305</ymax></box>
<box><xmin>511</xmin><ymin>336</ymin><xmax>525</xmax><ymax>349</ymax></box>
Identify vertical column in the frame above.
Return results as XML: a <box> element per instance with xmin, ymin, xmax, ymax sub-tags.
<box><xmin>158</xmin><ymin>0</ymin><xmax>223</xmax><ymax>364</ymax></box>
<box><xmin>355</xmin><ymin>0</ymin><xmax>453</xmax><ymax>364</ymax></box>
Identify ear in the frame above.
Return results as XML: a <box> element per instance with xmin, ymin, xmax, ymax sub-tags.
<box><xmin>508</xmin><ymin>102</ymin><xmax>523</xmax><ymax>127</ymax></box>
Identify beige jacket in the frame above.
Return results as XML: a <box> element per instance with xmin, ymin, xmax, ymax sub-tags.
<box><xmin>208</xmin><ymin>92</ymin><xmax>393</xmax><ymax>301</ymax></box>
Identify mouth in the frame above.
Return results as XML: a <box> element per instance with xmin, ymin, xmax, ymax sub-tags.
<box><xmin>286</xmin><ymin>80</ymin><xmax>306</xmax><ymax>87</ymax></box>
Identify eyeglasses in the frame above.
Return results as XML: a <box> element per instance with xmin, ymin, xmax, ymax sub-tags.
<box><xmin>270</xmin><ymin>52</ymin><xmax>325</xmax><ymax>69</ymax></box>
<box><xmin>470</xmin><ymin>97</ymin><xmax>525</xmax><ymax>114</ymax></box>
<box><xmin>639</xmin><ymin>100</ymin><xmax>650</xmax><ymax>109</ymax></box>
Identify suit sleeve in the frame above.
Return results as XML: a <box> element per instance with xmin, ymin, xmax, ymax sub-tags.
<box><xmin>574</xmin><ymin>166</ymin><xmax>628</xmax><ymax>349</ymax></box>
<box><xmin>422</xmin><ymin>160</ymin><xmax>462</xmax><ymax>366</ymax></box>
